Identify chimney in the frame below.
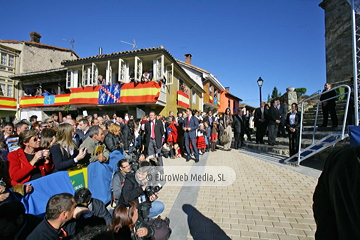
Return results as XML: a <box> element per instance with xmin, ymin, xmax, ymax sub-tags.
<box><xmin>225</xmin><ymin>87</ymin><xmax>230</xmax><ymax>93</ymax></box>
<box><xmin>99</xmin><ymin>47</ymin><xmax>103</xmax><ymax>55</ymax></box>
<box><xmin>30</xmin><ymin>31</ymin><xmax>42</xmax><ymax>43</ymax></box>
<box><xmin>185</xmin><ymin>54</ymin><xmax>192</xmax><ymax>65</ymax></box>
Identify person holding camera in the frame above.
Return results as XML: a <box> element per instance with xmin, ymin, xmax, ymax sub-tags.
<box><xmin>109</xmin><ymin>200</ymin><xmax>153</xmax><ymax>240</ymax></box>
<box><xmin>112</xmin><ymin>159</ymin><xmax>132</xmax><ymax>205</ymax></box>
<box><xmin>120</xmin><ymin>161</ymin><xmax>164</xmax><ymax>219</ymax></box>
<box><xmin>7</xmin><ymin>129</ymin><xmax>54</xmax><ymax>186</ymax></box>
<box><xmin>50</xmin><ymin>123</ymin><xmax>87</xmax><ymax>172</ymax></box>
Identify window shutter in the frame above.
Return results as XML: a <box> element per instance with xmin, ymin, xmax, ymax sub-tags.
<box><xmin>82</xmin><ymin>65</ymin><xmax>86</xmax><ymax>86</ymax></box>
<box><xmin>73</xmin><ymin>70</ymin><xmax>78</xmax><ymax>88</ymax></box>
<box><xmin>92</xmin><ymin>63</ymin><xmax>98</xmax><ymax>85</ymax></box>
<box><xmin>66</xmin><ymin>70</ymin><xmax>72</xmax><ymax>89</ymax></box>
<box><xmin>135</xmin><ymin>56</ymin><xmax>142</xmax><ymax>82</ymax></box>
<box><xmin>155</xmin><ymin>55</ymin><xmax>164</xmax><ymax>82</ymax></box>
<box><xmin>166</xmin><ymin>63</ymin><xmax>174</xmax><ymax>85</ymax></box>
<box><xmin>118</xmin><ymin>58</ymin><xmax>128</xmax><ymax>83</ymax></box>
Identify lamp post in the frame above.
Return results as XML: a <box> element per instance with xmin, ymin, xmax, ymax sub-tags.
<box><xmin>257</xmin><ymin>77</ymin><xmax>264</xmax><ymax>104</ymax></box>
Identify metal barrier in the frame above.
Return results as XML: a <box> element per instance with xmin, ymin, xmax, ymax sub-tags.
<box><xmin>292</xmin><ymin>84</ymin><xmax>351</xmax><ymax>165</ymax></box>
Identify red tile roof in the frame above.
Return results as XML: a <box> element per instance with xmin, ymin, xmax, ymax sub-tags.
<box><xmin>176</xmin><ymin>60</ymin><xmax>210</xmax><ymax>74</ymax></box>
<box><xmin>0</xmin><ymin>40</ymin><xmax>79</xmax><ymax>58</ymax></box>
<box><xmin>62</xmin><ymin>46</ymin><xmax>171</xmax><ymax>64</ymax></box>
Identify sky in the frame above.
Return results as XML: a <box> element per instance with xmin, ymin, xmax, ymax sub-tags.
<box><xmin>2</xmin><ymin>0</ymin><xmax>327</xmax><ymax>108</ymax></box>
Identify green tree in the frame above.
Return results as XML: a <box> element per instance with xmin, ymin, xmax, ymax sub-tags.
<box><xmin>267</xmin><ymin>94</ymin><xmax>271</xmax><ymax>103</ymax></box>
<box><xmin>271</xmin><ymin>87</ymin><xmax>280</xmax><ymax>99</ymax></box>
<box><xmin>295</xmin><ymin>88</ymin><xmax>307</xmax><ymax>98</ymax></box>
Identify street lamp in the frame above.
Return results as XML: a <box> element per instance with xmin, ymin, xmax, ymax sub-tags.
<box><xmin>257</xmin><ymin>77</ymin><xmax>264</xmax><ymax>104</ymax></box>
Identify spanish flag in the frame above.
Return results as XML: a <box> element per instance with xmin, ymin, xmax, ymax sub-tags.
<box><xmin>209</xmin><ymin>95</ymin><xmax>213</xmax><ymax>103</ymax></box>
<box><xmin>0</xmin><ymin>97</ymin><xmax>16</xmax><ymax>109</ymax></box>
<box><xmin>70</xmin><ymin>86</ymin><xmax>100</xmax><ymax>105</ymax></box>
<box><xmin>119</xmin><ymin>81</ymin><xmax>161</xmax><ymax>103</ymax></box>
<box><xmin>177</xmin><ymin>91</ymin><xmax>190</xmax><ymax>108</ymax></box>
<box><xmin>20</xmin><ymin>94</ymin><xmax>70</xmax><ymax>108</ymax></box>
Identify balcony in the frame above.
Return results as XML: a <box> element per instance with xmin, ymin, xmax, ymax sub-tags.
<box><xmin>20</xmin><ymin>81</ymin><xmax>162</xmax><ymax>108</ymax></box>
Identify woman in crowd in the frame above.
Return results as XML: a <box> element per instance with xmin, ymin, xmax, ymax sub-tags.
<box><xmin>40</xmin><ymin>128</ymin><xmax>56</xmax><ymax>149</ymax></box>
<box><xmin>109</xmin><ymin>201</ymin><xmax>153</xmax><ymax>240</ymax></box>
<box><xmin>223</xmin><ymin>108</ymin><xmax>233</xmax><ymax>151</ymax></box>
<box><xmin>50</xmin><ymin>123</ymin><xmax>87</xmax><ymax>172</ymax></box>
<box><xmin>7</xmin><ymin>129</ymin><xmax>54</xmax><ymax>186</ymax></box>
<box><xmin>104</xmin><ymin>123</ymin><xmax>124</xmax><ymax>152</ymax></box>
<box><xmin>285</xmin><ymin>103</ymin><xmax>302</xmax><ymax>157</ymax></box>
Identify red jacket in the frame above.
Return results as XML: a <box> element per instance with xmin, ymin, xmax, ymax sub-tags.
<box><xmin>7</xmin><ymin>148</ymin><xmax>54</xmax><ymax>186</ymax></box>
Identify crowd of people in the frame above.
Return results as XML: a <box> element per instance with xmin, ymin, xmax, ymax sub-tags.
<box><xmin>0</xmin><ymin>106</ymin><xmax>256</xmax><ymax>239</ymax></box>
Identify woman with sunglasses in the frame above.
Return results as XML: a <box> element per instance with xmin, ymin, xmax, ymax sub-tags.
<box><xmin>7</xmin><ymin>129</ymin><xmax>54</xmax><ymax>186</ymax></box>
<box><xmin>109</xmin><ymin>200</ymin><xmax>153</xmax><ymax>239</ymax></box>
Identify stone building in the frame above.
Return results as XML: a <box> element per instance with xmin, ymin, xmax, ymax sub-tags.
<box><xmin>319</xmin><ymin>0</ymin><xmax>354</xmax><ymax>86</ymax></box>
<box><xmin>0</xmin><ymin>32</ymin><xmax>79</xmax><ymax>120</ymax></box>
<box><xmin>12</xmin><ymin>46</ymin><xmax>204</xmax><ymax>119</ymax></box>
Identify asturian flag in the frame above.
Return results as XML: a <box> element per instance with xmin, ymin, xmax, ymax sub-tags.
<box><xmin>98</xmin><ymin>84</ymin><xmax>121</xmax><ymax>104</ymax></box>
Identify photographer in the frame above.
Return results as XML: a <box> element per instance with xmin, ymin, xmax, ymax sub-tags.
<box><xmin>120</xmin><ymin>161</ymin><xmax>164</xmax><ymax>219</ymax></box>
<box><xmin>109</xmin><ymin>200</ymin><xmax>153</xmax><ymax>240</ymax></box>
<box><xmin>112</xmin><ymin>159</ymin><xmax>132</xmax><ymax>205</ymax></box>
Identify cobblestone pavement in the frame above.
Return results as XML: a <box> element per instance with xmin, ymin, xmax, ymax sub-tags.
<box><xmin>158</xmin><ymin>148</ymin><xmax>318</xmax><ymax>240</ymax></box>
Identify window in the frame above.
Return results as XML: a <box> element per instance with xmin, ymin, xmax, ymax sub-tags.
<box><xmin>118</xmin><ymin>58</ymin><xmax>129</xmax><ymax>83</ymax></box>
<box><xmin>66</xmin><ymin>70</ymin><xmax>79</xmax><ymax>89</ymax></box>
<box><xmin>0</xmin><ymin>52</ymin><xmax>15</xmax><ymax>72</ymax></box>
<box><xmin>134</xmin><ymin>57</ymin><xmax>143</xmax><ymax>82</ymax></box>
<box><xmin>81</xmin><ymin>64</ymin><xmax>98</xmax><ymax>86</ymax></box>
<box><xmin>228</xmin><ymin>100</ymin><xmax>231</xmax><ymax>107</ymax></box>
<box><xmin>9</xmin><ymin>55</ymin><xmax>14</xmax><ymax>67</ymax></box>
<box><xmin>0</xmin><ymin>79</ymin><xmax>14</xmax><ymax>97</ymax></box>
<box><xmin>154</xmin><ymin>55</ymin><xmax>164</xmax><ymax>82</ymax></box>
<box><xmin>165</xmin><ymin>63</ymin><xmax>174</xmax><ymax>85</ymax></box>
<box><xmin>192</xmin><ymin>89</ymin><xmax>196</xmax><ymax>104</ymax></box>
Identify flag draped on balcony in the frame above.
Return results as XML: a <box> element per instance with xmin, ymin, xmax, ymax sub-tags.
<box><xmin>20</xmin><ymin>94</ymin><xmax>70</xmax><ymax>108</ymax></box>
<box><xmin>69</xmin><ymin>82</ymin><xmax>161</xmax><ymax>105</ymax></box>
<box><xmin>177</xmin><ymin>91</ymin><xmax>190</xmax><ymax>108</ymax></box>
<box><xmin>0</xmin><ymin>97</ymin><xmax>16</xmax><ymax>109</ymax></box>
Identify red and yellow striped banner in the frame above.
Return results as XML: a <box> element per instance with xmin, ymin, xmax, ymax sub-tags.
<box><xmin>70</xmin><ymin>86</ymin><xmax>100</xmax><ymax>105</ymax></box>
<box><xmin>209</xmin><ymin>95</ymin><xmax>213</xmax><ymax>103</ymax></box>
<box><xmin>217</xmin><ymin>101</ymin><xmax>221</xmax><ymax>107</ymax></box>
<box><xmin>20</xmin><ymin>94</ymin><xmax>70</xmax><ymax>108</ymax></box>
<box><xmin>119</xmin><ymin>81</ymin><xmax>161</xmax><ymax>103</ymax></box>
<box><xmin>0</xmin><ymin>97</ymin><xmax>16</xmax><ymax>109</ymax></box>
<box><xmin>177</xmin><ymin>91</ymin><xmax>190</xmax><ymax>108</ymax></box>
<box><xmin>69</xmin><ymin>82</ymin><xmax>161</xmax><ymax>105</ymax></box>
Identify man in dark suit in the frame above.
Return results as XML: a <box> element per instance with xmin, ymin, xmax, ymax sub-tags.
<box><xmin>278</xmin><ymin>101</ymin><xmax>287</xmax><ymax>137</ymax></box>
<box><xmin>183</xmin><ymin>108</ymin><xmax>200</xmax><ymax>163</ymax></box>
<box><xmin>144</xmin><ymin>111</ymin><xmax>165</xmax><ymax>166</ymax></box>
<box><xmin>267</xmin><ymin>99</ymin><xmax>281</xmax><ymax>146</ymax></box>
<box><xmin>254</xmin><ymin>102</ymin><xmax>267</xmax><ymax>144</ymax></box>
<box><xmin>203</xmin><ymin>110</ymin><xmax>215</xmax><ymax>127</ymax></box>
<box><xmin>233</xmin><ymin>108</ymin><xmax>246</xmax><ymax>149</ymax></box>
<box><xmin>76</xmin><ymin>118</ymin><xmax>90</xmax><ymax>144</ymax></box>
<box><xmin>320</xmin><ymin>83</ymin><xmax>338</xmax><ymax>128</ymax></box>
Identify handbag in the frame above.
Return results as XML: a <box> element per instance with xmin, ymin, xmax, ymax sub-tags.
<box><xmin>220</xmin><ymin>132</ymin><xmax>230</xmax><ymax>144</ymax></box>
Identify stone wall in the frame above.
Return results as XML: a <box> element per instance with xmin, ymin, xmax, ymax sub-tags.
<box><xmin>319</xmin><ymin>0</ymin><xmax>354</xmax><ymax>85</ymax></box>
<box><xmin>20</xmin><ymin>45</ymin><xmax>77</xmax><ymax>73</ymax></box>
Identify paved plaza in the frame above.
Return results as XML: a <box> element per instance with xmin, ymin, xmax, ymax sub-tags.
<box><xmin>159</xmin><ymin>148</ymin><xmax>319</xmax><ymax>240</ymax></box>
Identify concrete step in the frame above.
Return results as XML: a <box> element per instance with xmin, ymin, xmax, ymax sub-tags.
<box><xmin>242</xmin><ymin>132</ymin><xmax>350</xmax><ymax>160</ymax></box>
